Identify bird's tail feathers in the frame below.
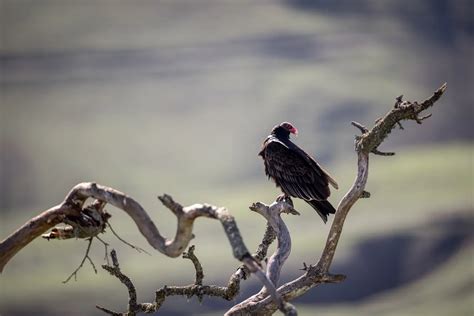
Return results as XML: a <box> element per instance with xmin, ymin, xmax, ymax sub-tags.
<box><xmin>307</xmin><ymin>200</ymin><xmax>336</xmax><ymax>223</ymax></box>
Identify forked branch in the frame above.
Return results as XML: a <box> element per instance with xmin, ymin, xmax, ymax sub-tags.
<box><xmin>0</xmin><ymin>183</ymin><xmax>286</xmax><ymax>312</ymax></box>
<box><xmin>226</xmin><ymin>83</ymin><xmax>447</xmax><ymax>315</ymax></box>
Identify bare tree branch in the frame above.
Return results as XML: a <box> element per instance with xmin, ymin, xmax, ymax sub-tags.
<box><xmin>152</xmin><ymin>245</ymin><xmax>254</xmax><ymax>312</ymax></box>
<box><xmin>113</xmin><ymin>199</ymin><xmax>288</xmax><ymax>316</ymax></box>
<box><xmin>0</xmin><ymin>204</ymin><xmax>79</xmax><ymax>273</ymax></box>
<box><xmin>0</xmin><ymin>197</ymin><xmax>110</xmax><ymax>274</ymax></box>
<box><xmin>226</xmin><ymin>198</ymin><xmax>299</xmax><ymax>315</ymax></box>
<box><xmin>63</xmin><ymin>237</ymin><xmax>97</xmax><ymax>283</ymax></box>
<box><xmin>106</xmin><ymin>222</ymin><xmax>150</xmax><ymax>255</ymax></box>
<box><xmin>1</xmin><ymin>184</ymin><xmax>241</xmax><ymax>263</ymax></box>
<box><xmin>98</xmin><ymin>243</ymin><xmax>292</xmax><ymax>315</ymax></box>
<box><xmin>231</xmin><ymin>222</ymin><xmax>278</xmax><ymax>283</ymax></box>
<box><xmin>96</xmin><ymin>250</ymin><xmax>145</xmax><ymax>316</ymax></box>
<box><xmin>0</xmin><ymin>183</ymin><xmax>285</xmax><ymax>310</ymax></box>
<box><xmin>182</xmin><ymin>245</ymin><xmax>204</xmax><ymax>286</ymax></box>
<box><xmin>226</xmin><ymin>83</ymin><xmax>447</xmax><ymax>315</ymax></box>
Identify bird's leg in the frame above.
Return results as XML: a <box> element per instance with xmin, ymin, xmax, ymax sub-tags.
<box><xmin>276</xmin><ymin>194</ymin><xmax>293</xmax><ymax>208</ymax></box>
<box><xmin>276</xmin><ymin>193</ymin><xmax>286</xmax><ymax>202</ymax></box>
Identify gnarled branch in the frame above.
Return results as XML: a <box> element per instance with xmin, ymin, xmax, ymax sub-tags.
<box><xmin>226</xmin><ymin>198</ymin><xmax>299</xmax><ymax>315</ymax></box>
<box><xmin>1</xmin><ymin>184</ymin><xmax>250</xmax><ymax>267</ymax></box>
<box><xmin>0</xmin><ymin>183</ymin><xmax>289</xmax><ymax>312</ymax></box>
<box><xmin>226</xmin><ymin>83</ymin><xmax>447</xmax><ymax>314</ymax></box>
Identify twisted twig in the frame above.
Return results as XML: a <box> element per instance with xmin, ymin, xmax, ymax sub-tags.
<box><xmin>96</xmin><ymin>250</ymin><xmax>152</xmax><ymax>316</ymax></box>
<box><xmin>63</xmin><ymin>237</ymin><xmax>97</xmax><ymax>283</ymax></box>
<box><xmin>226</xmin><ymin>199</ymin><xmax>299</xmax><ymax>315</ymax></box>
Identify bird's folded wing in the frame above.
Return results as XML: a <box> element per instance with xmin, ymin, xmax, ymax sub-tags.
<box><xmin>263</xmin><ymin>140</ymin><xmax>331</xmax><ymax>200</ymax></box>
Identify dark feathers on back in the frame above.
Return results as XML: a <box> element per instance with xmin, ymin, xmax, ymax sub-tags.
<box><xmin>259</xmin><ymin>130</ymin><xmax>338</xmax><ymax>223</ymax></box>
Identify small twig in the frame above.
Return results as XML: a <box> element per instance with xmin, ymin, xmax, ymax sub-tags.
<box><xmin>371</xmin><ymin>148</ymin><xmax>396</xmax><ymax>156</ymax></box>
<box><xmin>98</xmin><ymin>250</ymin><xmax>141</xmax><ymax>315</ymax></box>
<box><xmin>95</xmin><ymin>305</ymin><xmax>121</xmax><ymax>316</ymax></box>
<box><xmin>319</xmin><ymin>273</ymin><xmax>347</xmax><ymax>283</ymax></box>
<box><xmin>86</xmin><ymin>256</ymin><xmax>98</xmax><ymax>274</ymax></box>
<box><xmin>63</xmin><ymin>237</ymin><xmax>96</xmax><ymax>283</ymax></box>
<box><xmin>300</xmin><ymin>262</ymin><xmax>311</xmax><ymax>271</ymax></box>
<box><xmin>157</xmin><ymin>194</ymin><xmax>184</xmax><ymax>216</ymax></box>
<box><xmin>360</xmin><ymin>191</ymin><xmax>371</xmax><ymax>198</ymax></box>
<box><xmin>110</xmin><ymin>249</ymin><xmax>119</xmax><ymax>268</ymax></box>
<box><xmin>182</xmin><ymin>245</ymin><xmax>204</xmax><ymax>286</ymax></box>
<box><xmin>95</xmin><ymin>235</ymin><xmax>110</xmax><ymax>265</ymax></box>
<box><xmin>107</xmin><ymin>222</ymin><xmax>150</xmax><ymax>255</ymax></box>
<box><xmin>394</xmin><ymin>94</ymin><xmax>404</xmax><ymax>108</ymax></box>
<box><xmin>414</xmin><ymin>113</ymin><xmax>432</xmax><ymax>124</ymax></box>
<box><xmin>351</xmin><ymin>121</ymin><xmax>369</xmax><ymax>133</ymax></box>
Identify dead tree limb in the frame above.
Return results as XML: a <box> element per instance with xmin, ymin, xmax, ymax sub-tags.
<box><xmin>226</xmin><ymin>83</ymin><xmax>447</xmax><ymax>315</ymax></box>
<box><xmin>96</xmin><ymin>250</ymin><xmax>141</xmax><ymax>316</ymax></box>
<box><xmin>95</xmin><ymin>202</ymin><xmax>290</xmax><ymax>315</ymax></box>
<box><xmin>0</xmin><ymin>204</ymin><xmax>79</xmax><ymax>273</ymax></box>
<box><xmin>0</xmin><ymin>184</ymin><xmax>287</xmax><ymax>312</ymax></box>
<box><xmin>97</xmin><ymin>241</ymin><xmax>295</xmax><ymax>315</ymax></box>
<box><xmin>227</xmin><ymin>199</ymin><xmax>300</xmax><ymax>315</ymax></box>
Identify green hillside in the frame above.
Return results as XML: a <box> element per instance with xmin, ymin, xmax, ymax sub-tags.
<box><xmin>1</xmin><ymin>1</ymin><xmax>472</xmax><ymax>315</ymax></box>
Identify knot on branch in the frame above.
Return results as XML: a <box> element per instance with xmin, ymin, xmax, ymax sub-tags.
<box><xmin>42</xmin><ymin>200</ymin><xmax>110</xmax><ymax>240</ymax></box>
<box><xmin>306</xmin><ymin>264</ymin><xmax>346</xmax><ymax>284</ymax></box>
<box><xmin>360</xmin><ymin>191</ymin><xmax>371</xmax><ymax>198</ymax></box>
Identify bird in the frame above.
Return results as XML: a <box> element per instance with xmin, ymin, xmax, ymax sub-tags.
<box><xmin>259</xmin><ymin>122</ymin><xmax>338</xmax><ymax>223</ymax></box>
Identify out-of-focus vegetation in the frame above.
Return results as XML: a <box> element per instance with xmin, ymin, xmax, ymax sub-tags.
<box><xmin>1</xmin><ymin>1</ymin><xmax>472</xmax><ymax>315</ymax></box>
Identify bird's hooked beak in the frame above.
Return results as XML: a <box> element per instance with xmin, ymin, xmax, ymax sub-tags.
<box><xmin>290</xmin><ymin>127</ymin><xmax>298</xmax><ymax>137</ymax></box>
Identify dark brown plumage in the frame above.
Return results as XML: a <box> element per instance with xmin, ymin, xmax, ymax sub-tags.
<box><xmin>259</xmin><ymin>122</ymin><xmax>338</xmax><ymax>223</ymax></box>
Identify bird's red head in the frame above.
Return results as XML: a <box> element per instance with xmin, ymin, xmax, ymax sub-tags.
<box><xmin>279</xmin><ymin>122</ymin><xmax>298</xmax><ymax>136</ymax></box>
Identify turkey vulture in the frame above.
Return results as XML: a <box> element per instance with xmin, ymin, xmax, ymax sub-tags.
<box><xmin>259</xmin><ymin>122</ymin><xmax>338</xmax><ymax>223</ymax></box>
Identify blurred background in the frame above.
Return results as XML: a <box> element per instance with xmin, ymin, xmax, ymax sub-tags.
<box><xmin>1</xmin><ymin>0</ymin><xmax>473</xmax><ymax>315</ymax></box>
